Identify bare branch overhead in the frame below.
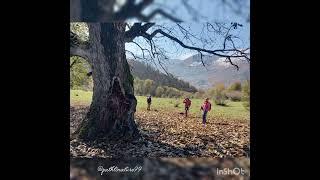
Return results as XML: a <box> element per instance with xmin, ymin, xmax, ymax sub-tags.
<box><xmin>125</xmin><ymin>23</ymin><xmax>155</xmax><ymax>42</ymax></box>
<box><xmin>141</xmin><ymin>28</ymin><xmax>249</xmax><ymax>59</ymax></box>
<box><xmin>124</xmin><ymin>22</ymin><xmax>249</xmax><ymax>70</ymax></box>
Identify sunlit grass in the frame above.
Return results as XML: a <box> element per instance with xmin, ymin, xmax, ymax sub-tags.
<box><xmin>70</xmin><ymin>90</ymin><xmax>249</xmax><ymax>120</ymax></box>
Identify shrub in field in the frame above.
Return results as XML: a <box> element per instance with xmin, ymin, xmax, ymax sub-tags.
<box><xmin>166</xmin><ymin>87</ymin><xmax>181</xmax><ymax>98</ymax></box>
<box><xmin>228</xmin><ymin>81</ymin><xmax>242</xmax><ymax>91</ymax></box>
<box><xmin>193</xmin><ymin>92</ymin><xmax>199</xmax><ymax>98</ymax></box>
<box><xmin>182</xmin><ymin>92</ymin><xmax>192</xmax><ymax>98</ymax></box>
<box><xmin>194</xmin><ymin>91</ymin><xmax>204</xmax><ymax>99</ymax></box>
<box><xmin>242</xmin><ymin>80</ymin><xmax>250</xmax><ymax>110</ymax></box>
<box><xmin>155</xmin><ymin>86</ymin><xmax>164</xmax><ymax>97</ymax></box>
<box><xmin>134</xmin><ymin>78</ymin><xmax>143</xmax><ymax>95</ymax></box>
<box><xmin>213</xmin><ymin>83</ymin><xmax>228</xmax><ymax>106</ymax></box>
<box><xmin>214</xmin><ymin>94</ymin><xmax>228</xmax><ymax>106</ymax></box>
<box><xmin>143</xmin><ymin>79</ymin><xmax>154</xmax><ymax>95</ymax></box>
<box><xmin>226</xmin><ymin>91</ymin><xmax>243</xmax><ymax>101</ymax></box>
<box><xmin>205</xmin><ymin>87</ymin><xmax>215</xmax><ymax>98</ymax></box>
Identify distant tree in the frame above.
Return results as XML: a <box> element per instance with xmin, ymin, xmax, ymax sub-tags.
<box><xmin>206</xmin><ymin>87</ymin><xmax>216</xmax><ymax>98</ymax></box>
<box><xmin>165</xmin><ymin>87</ymin><xmax>180</xmax><ymax>98</ymax></box>
<box><xmin>194</xmin><ymin>89</ymin><xmax>206</xmax><ymax>99</ymax></box>
<box><xmin>213</xmin><ymin>83</ymin><xmax>228</xmax><ymax>106</ymax></box>
<box><xmin>155</xmin><ymin>86</ymin><xmax>165</xmax><ymax>97</ymax></box>
<box><xmin>226</xmin><ymin>91</ymin><xmax>242</xmax><ymax>101</ymax></box>
<box><xmin>133</xmin><ymin>77</ymin><xmax>143</xmax><ymax>95</ymax></box>
<box><xmin>194</xmin><ymin>92</ymin><xmax>201</xmax><ymax>99</ymax></box>
<box><xmin>242</xmin><ymin>80</ymin><xmax>250</xmax><ymax>109</ymax></box>
<box><xmin>228</xmin><ymin>81</ymin><xmax>242</xmax><ymax>91</ymax></box>
<box><xmin>225</xmin><ymin>81</ymin><xmax>242</xmax><ymax>101</ymax></box>
<box><xmin>129</xmin><ymin>60</ymin><xmax>198</xmax><ymax>93</ymax></box>
<box><xmin>70</xmin><ymin>56</ymin><xmax>92</xmax><ymax>90</ymax></box>
<box><xmin>143</xmin><ymin>79</ymin><xmax>154</xmax><ymax>95</ymax></box>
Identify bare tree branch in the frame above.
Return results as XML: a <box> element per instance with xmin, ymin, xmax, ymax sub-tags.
<box><xmin>129</xmin><ymin>41</ymin><xmax>152</xmax><ymax>59</ymax></box>
<box><xmin>226</xmin><ymin>57</ymin><xmax>239</xmax><ymax>70</ymax></box>
<box><xmin>197</xmin><ymin>51</ymin><xmax>208</xmax><ymax>70</ymax></box>
<box><xmin>112</xmin><ymin>0</ymin><xmax>182</xmax><ymax>22</ymax></box>
<box><xmin>124</xmin><ymin>21</ymin><xmax>249</xmax><ymax>70</ymax></box>
<box><xmin>141</xmin><ymin>29</ymin><xmax>249</xmax><ymax>60</ymax></box>
<box><xmin>71</xmin><ymin>0</ymin><xmax>249</xmax><ymax>23</ymax></box>
<box><xmin>125</xmin><ymin>50</ymin><xmax>145</xmax><ymax>60</ymax></box>
<box><xmin>181</xmin><ymin>0</ymin><xmax>205</xmax><ymax>21</ymax></box>
<box><xmin>125</xmin><ymin>23</ymin><xmax>155</xmax><ymax>42</ymax></box>
<box><xmin>176</xmin><ymin>23</ymin><xmax>202</xmax><ymax>42</ymax></box>
<box><xmin>125</xmin><ymin>50</ymin><xmax>138</xmax><ymax>60</ymax></box>
<box><xmin>137</xmin><ymin>9</ymin><xmax>183</xmax><ymax>22</ymax></box>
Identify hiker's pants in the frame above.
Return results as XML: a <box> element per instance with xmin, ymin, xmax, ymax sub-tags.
<box><xmin>202</xmin><ymin>110</ymin><xmax>208</xmax><ymax>124</ymax></box>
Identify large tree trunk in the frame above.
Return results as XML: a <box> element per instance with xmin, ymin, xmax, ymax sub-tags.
<box><xmin>75</xmin><ymin>22</ymin><xmax>140</xmax><ymax>141</ymax></box>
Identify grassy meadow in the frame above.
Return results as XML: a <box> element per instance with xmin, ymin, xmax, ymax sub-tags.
<box><xmin>71</xmin><ymin>90</ymin><xmax>249</xmax><ymax>120</ymax></box>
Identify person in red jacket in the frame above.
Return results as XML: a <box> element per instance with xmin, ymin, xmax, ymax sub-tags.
<box><xmin>183</xmin><ymin>97</ymin><xmax>192</xmax><ymax>117</ymax></box>
<box><xmin>200</xmin><ymin>98</ymin><xmax>212</xmax><ymax>127</ymax></box>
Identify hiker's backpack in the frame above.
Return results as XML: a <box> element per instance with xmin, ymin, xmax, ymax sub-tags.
<box><xmin>208</xmin><ymin>102</ymin><xmax>212</xmax><ymax>111</ymax></box>
<box><xmin>185</xmin><ymin>99</ymin><xmax>191</xmax><ymax>106</ymax></box>
<box><xmin>188</xmin><ymin>99</ymin><xmax>191</xmax><ymax>106</ymax></box>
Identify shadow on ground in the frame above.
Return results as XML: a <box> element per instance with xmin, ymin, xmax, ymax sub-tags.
<box><xmin>70</xmin><ymin>106</ymin><xmax>249</xmax><ymax>158</ymax></box>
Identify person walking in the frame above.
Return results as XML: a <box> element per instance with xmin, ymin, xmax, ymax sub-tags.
<box><xmin>147</xmin><ymin>95</ymin><xmax>152</xmax><ymax>110</ymax></box>
<box><xmin>183</xmin><ymin>97</ymin><xmax>192</xmax><ymax>117</ymax></box>
<box><xmin>200</xmin><ymin>98</ymin><xmax>212</xmax><ymax>127</ymax></box>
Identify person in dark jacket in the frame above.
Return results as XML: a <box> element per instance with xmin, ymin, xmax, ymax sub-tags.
<box><xmin>147</xmin><ymin>95</ymin><xmax>152</xmax><ymax>110</ymax></box>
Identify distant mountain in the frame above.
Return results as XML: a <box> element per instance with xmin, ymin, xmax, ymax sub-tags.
<box><xmin>128</xmin><ymin>59</ymin><xmax>198</xmax><ymax>93</ymax></box>
<box><xmin>165</xmin><ymin>54</ymin><xmax>250</xmax><ymax>89</ymax></box>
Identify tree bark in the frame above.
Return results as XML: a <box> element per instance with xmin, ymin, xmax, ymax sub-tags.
<box><xmin>75</xmin><ymin>22</ymin><xmax>140</xmax><ymax>141</ymax></box>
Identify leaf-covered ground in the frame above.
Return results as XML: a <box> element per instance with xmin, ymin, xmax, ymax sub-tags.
<box><xmin>70</xmin><ymin>106</ymin><xmax>249</xmax><ymax>158</ymax></box>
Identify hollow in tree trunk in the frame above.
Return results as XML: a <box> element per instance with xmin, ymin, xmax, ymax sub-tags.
<box><xmin>73</xmin><ymin>22</ymin><xmax>140</xmax><ymax>141</ymax></box>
